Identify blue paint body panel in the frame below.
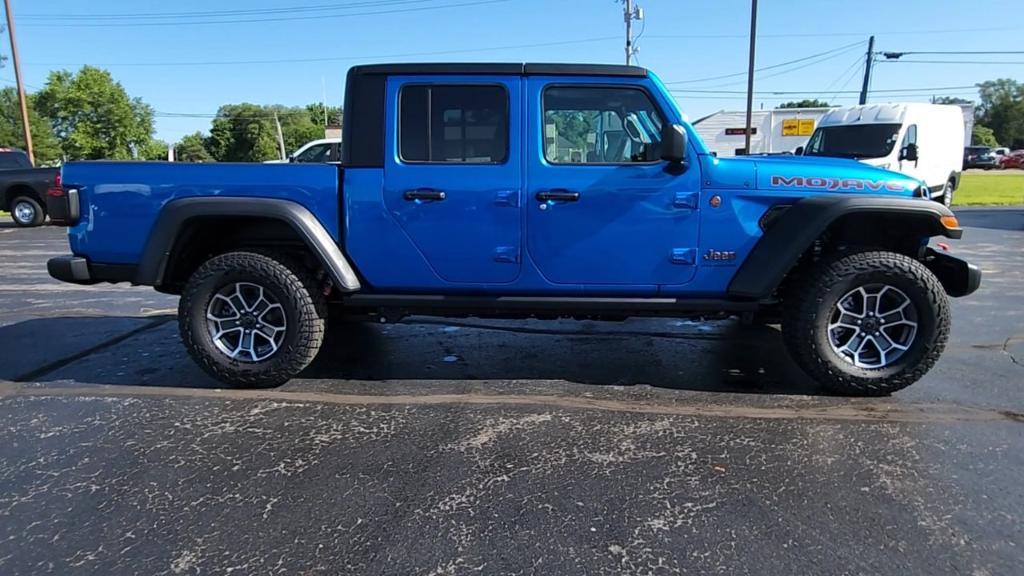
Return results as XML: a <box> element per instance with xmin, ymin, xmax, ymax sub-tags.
<box><xmin>61</xmin><ymin>69</ymin><xmax>928</xmax><ymax>300</ymax></box>
<box><xmin>62</xmin><ymin>162</ymin><xmax>339</xmax><ymax>264</ymax></box>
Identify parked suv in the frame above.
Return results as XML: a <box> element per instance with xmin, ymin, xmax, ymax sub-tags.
<box><xmin>964</xmin><ymin>146</ymin><xmax>998</xmax><ymax>170</ymax></box>
<box><xmin>0</xmin><ymin>149</ymin><xmax>59</xmax><ymax>227</ymax></box>
<box><xmin>46</xmin><ymin>63</ymin><xmax>980</xmax><ymax>396</ymax></box>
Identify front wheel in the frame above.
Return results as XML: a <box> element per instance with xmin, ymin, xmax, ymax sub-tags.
<box><xmin>179</xmin><ymin>251</ymin><xmax>326</xmax><ymax>387</ymax></box>
<box><xmin>940</xmin><ymin>180</ymin><xmax>954</xmax><ymax>208</ymax></box>
<box><xmin>782</xmin><ymin>250</ymin><xmax>951</xmax><ymax>396</ymax></box>
<box><xmin>11</xmin><ymin>196</ymin><xmax>45</xmax><ymax>227</ymax></box>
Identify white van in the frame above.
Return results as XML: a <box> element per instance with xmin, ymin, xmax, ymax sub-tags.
<box><xmin>800</xmin><ymin>104</ymin><xmax>965</xmax><ymax>206</ymax></box>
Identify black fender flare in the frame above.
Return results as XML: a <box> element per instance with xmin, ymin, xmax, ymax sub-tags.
<box><xmin>727</xmin><ymin>195</ymin><xmax>961</xmax><ymax>299</ymax></box>
<box><xmin>136</xmin><ymin>197</ymin><xmax>361</xmax><ymax>291</ymax></box>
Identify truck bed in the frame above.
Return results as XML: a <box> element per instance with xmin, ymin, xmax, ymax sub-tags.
<box><xmin>60</xmin><ymin>162</ymin><xmax>341</xmax><ymax>265</ymax></box>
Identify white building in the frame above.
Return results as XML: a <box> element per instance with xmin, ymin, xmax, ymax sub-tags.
<box><xmin>692</xmin><ymin>108</ymin><xmax>831</xmax><ymax>158</ymax></box>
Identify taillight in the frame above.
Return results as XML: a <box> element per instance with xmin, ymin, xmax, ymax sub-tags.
<box><xmin>46</xmin><ymin>171</ymin><xmax>64</xmax><ymax>197</ymax></box>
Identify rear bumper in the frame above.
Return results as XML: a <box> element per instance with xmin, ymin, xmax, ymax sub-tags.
<box><xmin>47</xmin><ymin>255</ymin><xmax>136</xmax><ymax>285</ymax></box>
<box><xmin>923</xmin><ymin>248</ymin><xmax>982</xmax><ymax>297</ymax></box>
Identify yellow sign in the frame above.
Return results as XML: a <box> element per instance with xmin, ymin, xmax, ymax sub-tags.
<box><xmin>782</xmin><ymin>118</ymin><xmax>816</xmax><ymax>137</ymax></box>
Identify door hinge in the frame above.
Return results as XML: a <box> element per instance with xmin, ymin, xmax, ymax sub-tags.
<box><xmin>493</xmin><ymin>246</ymin><xmax>519</xmax><ymax>263</ymax></box>
<box><xmin>671</xmin><ymin>248</ymin><xmax>697</xmax><ymax>265</ymax></box>
<box><xmin>673</xmin><ymin>192</ymin><xmax>699</xmax><ymax>210</ymax></box>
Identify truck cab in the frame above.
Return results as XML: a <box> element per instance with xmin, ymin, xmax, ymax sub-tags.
<box><xmin>46</xmin><ymin>63</ymin><xmax>980</xmax><ymax>396</ymax></box>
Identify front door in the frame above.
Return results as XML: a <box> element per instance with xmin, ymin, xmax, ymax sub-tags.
<box><xmin>525</xmin><ymin>79</ymin><xmax>701</xmax><ymax>289</ymax></box>
<box><xmin>383</xmin><ymin>76</ymin><xmax>522</xmax><ymax>284</ymax></box>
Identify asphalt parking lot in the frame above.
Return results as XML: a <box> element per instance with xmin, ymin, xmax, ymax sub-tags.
<box><xmin>1</xmin><ymin>210</ymin><xmax>1022</xmax><ymax>575</ymax></box>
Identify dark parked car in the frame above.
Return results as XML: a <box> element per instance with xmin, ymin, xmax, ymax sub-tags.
<box><xmin>964</xmin><ymin>146</ymin><xmax>999</xmax><ymax>170</ymax></box>
<box><xmin>0</xmin><ymin>149</ymin><xmax>59</xmax><ymax>227</ymax></box>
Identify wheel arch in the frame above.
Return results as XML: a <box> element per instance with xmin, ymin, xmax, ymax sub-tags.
<box><xmin>137</xmin><ymin>197</ymin><xmax>361</xmax><ymax>294</ymax></box>
<box><xmin>727</xmin><ymin>195</ymin><xmax>962</xmax><ymax>300</ymax></box>
<box><xmin>3</xmin><ymin>183</ymin><xmax>45</xmax><ymax>213</ymax></box>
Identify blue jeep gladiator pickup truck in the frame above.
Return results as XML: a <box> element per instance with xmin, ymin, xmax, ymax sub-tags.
<box><xmin>46</xmin><ymin>63</ymin><xmax>980</xmax><ymax>395</ymax></box>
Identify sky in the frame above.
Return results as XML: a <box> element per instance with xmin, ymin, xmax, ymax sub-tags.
<box><xmin>5</xmin><ymin>0</ymin><xmax>1023</xmax><ymax>144</ymax></box>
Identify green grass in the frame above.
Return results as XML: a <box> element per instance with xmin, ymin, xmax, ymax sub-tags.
<box><xmin>954</xmin><ymin>172</ymin><xmax>1024</xmax><ymax>206</ymax></box>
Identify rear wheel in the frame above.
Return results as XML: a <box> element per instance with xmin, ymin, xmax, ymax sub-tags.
<box><xmin>782</xmin><ymin>250</ymin><xmax>950</xmax><ymax>396</ymax></box>
<box><xmin>179</xmin><ymin>251</ymin><xmax>326</xmax><ymax>387</ymax></box>
<box><xmin>11</xmin><ymin>196</ymin><xmax>45</xmax><ymax>227</ymax></box>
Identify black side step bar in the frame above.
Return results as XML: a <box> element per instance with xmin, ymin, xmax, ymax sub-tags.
<box><xmin>341</xmin><ymin>294</ymin><xmax>761</xmax><ymax>317</ymax></box>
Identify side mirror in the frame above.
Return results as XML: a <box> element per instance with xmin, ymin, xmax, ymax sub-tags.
<box><xmin>794</xmin><ymin>145</ymin><xmax>804</xmax><ymax>156</ymax></box>
<box><xmin>901</xmin><ymin>143</ymin><xmax>919</xmax><ymax>162</ymax></box>
<box><xmin>661</xmin><ymin>123</ymin><xmax>688</xmax><ymax>165</ymax></box>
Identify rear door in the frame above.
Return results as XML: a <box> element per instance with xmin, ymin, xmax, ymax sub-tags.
<box><xmin>524</xmin><ymin>78</ymin><xmax>700</xmax><ymax>289</ymax></box>
<box><xmin>383</xmin><ymin>76</ymin><xmax>522</xmax><ymax>284</ymax></box>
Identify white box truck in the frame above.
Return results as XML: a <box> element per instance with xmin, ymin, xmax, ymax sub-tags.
<box><xmin>800</xmin><ymin>103</ymin><xmax>965</xmax><ymax>206</ymax></box>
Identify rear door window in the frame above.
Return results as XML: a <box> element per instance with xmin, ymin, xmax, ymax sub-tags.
<box><xmin>399</xmin><ymin>85</ymin><xmax>508</xmax><ymax>163</ymax></box>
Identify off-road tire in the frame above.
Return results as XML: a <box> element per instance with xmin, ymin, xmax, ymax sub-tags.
<box><xmin>782</xmin><ymin>250</ymin><xmax>950</xmax><ymax>396</ymax></box>
<box><xmin>179</xmin><ymin>251</ymin><xmax>326</xmax><ymax>387</ymax></box>
<box><xmin>11</xmin><ymin>195</ymin><xmax>45</xmax><ymax>227</ymax></box>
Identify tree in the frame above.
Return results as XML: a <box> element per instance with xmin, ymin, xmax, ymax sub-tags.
<box><xmin>138</xmin><ymin>139</ymin><xmax>169</xmax><ymax>161</ymax></box>
<box><xmin>778</xmin><ymin>99</ymin><xmax>831</xmax><ymax>109</ymax></box>
<box><xmin>0</xmin><ymin>88</ymin><xmax>62</xmax><ymax>165</ymax></box>
<box><xmin>976</xmin><ymin>79</ymin><xmax>1024</xmax><ymax>149</ymax></box>
<box><xmin>972</xmin><ymin>125</ymin><xmax>999</xmax><ymax>148</ymax></box>
<box><xmin>305</xmin><ymin>103</ymin><xmax>342</xmax><ymax>127</ymax></box>
<box><xmin>274</xmin><ymin>105</ymin><xmax>322</xmax><ymax>154</ymax></box>
<box><xmin>35</xmin><ymin>66</ymin><xmax>154</xmax><ymax>160</ymax></box>
<box><xmin>175</xmin><ymin>132</ymin><xmax>214</xmax><ymax>162</ymax></box>
<box><xmin>205</xmin><ymin>104</ymin><xmax>324</xmax><ymax>162</ymax></box>
<box><xmin>933</xmin><ymin>96</ymin><xmax>972</xmax><ymax>105</ymax></box>
<box><xmin>205</xmin><ymin>103</ymin><xmax>280</xmax><ymax>162</ymax></box>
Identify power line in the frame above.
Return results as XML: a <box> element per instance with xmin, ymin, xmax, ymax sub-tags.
<box><xmin>18</xmin><ymin>0</ymin><xmax>510</xmax><ymax>27</ymax></box>
<box><xmin>880</xmin><ymin>59</ymin><xmax>1024</xmax><ymax>65</ymax></box>
<box><xmin>882</xmin><ymin>50</ymin><xmax>1024</xmax><ymax>56</ymax></box>
<box><xmin>827</xmin><ymin>61</ymin><xmax>865</xmax><ymax>103</ymax></box>
<box><xmin>668</xmin><ymin>85</ymin><xmax>978</xmax><ymax>96</ymax></box>
<box><xmin>816</xmin><ymin>54</ymin><xmax>864</xmax><ymax>101</ymax></box>
<box><xmin>647</xmin><ymin>26</ymin><xmax>1022</xmax><ymax>40</ymax></box>
<box><xmin>27</xmin><ymin>36</ymin><xmax>620</xmax><ymax>67</ymax></box>
<box><xmin>663</xmin><ymin>40</ymin><xmax>865</xmax><ymax>85</ymax></box>
<box><xmin>20</xmin><ymin>0</ymin><xmax>443</xmax><ymax>20</ymax></box>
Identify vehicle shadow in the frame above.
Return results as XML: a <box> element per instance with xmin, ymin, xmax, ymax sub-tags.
<box><xmin>4</xmin><ymin>315</ymin><xmax>828</xmax><ymax>397</ymax></box>
<box><xmin>954</xmin><ymin>208</ymin><xmax>1024</xmax><ymax>232</ymax></box>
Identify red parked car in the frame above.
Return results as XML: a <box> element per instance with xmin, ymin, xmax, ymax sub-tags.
<box><xmin>999</xmin><ymin>150</ymin><xmax>1024</xmax><ymax>169</ymax></box>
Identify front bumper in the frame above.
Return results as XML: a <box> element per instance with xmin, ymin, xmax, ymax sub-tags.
<box><xmin>48</xmin><ymin>255</ymin><xmax>136</xmax><ymax>286</ymax></box>
<box><xmin>923</xmin><ymin>248</ymin><xmax>982</xmax><ymax>297</ymax></box>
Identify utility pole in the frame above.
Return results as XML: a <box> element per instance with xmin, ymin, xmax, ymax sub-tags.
<box><xmin>624</xmin><ymin>0</ymin><xmax>633</xmax><ymax>65</ymax></box>
<box><xmin>622</xmin><ymin>0</ymin><xmax>643</xmax><ymax>65</ymax></box>
<box><xmin>743</xmin><ymin>0</ymin><xmax>758</xmax><ymax>155</ymax></box>
<box><xmin>3</xmin><ymin>0</ymin><xmax>33</xmax><ymax>165</ymax></box>
<box><xmin>273</xmin><ymin>112</ymin><xmax>287</xmax><ymax>161</ymax></box>
<box><xmin>859</xmin><ymin>35</ymin><xmax>875</xmax><ymax>105</ymax></box>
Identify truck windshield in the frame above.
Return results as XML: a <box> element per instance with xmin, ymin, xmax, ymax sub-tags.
<box><xmin>804</xmin><ymin>124</ymin><xmax>902</xmax><ymax>159</ymax></box>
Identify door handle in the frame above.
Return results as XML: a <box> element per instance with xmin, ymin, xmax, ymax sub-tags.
<box><xmin>404</xmin><ymin>188</ymin><xmax>446</xmax><ymax>201</ymax></box>
<box><xmin>536</xmin><ymin>189</ymin><xmax>580</xmax><ymax>203</ymax></box>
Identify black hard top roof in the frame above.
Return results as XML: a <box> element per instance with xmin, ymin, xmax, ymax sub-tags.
<box><xmin>349</xmin><ymin>63</ymin><xmax>648</xmax><ymax>78</ymax></box>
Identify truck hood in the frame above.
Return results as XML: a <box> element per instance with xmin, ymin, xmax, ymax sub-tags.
<box><xmin>700</xmin><ymin>154</ymin><xmax>922</xmax><ymax>197</ymax></box>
